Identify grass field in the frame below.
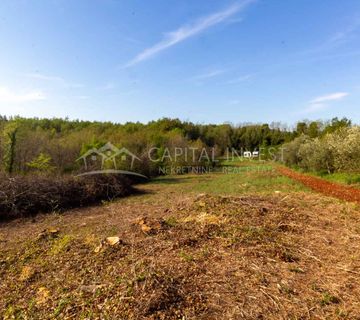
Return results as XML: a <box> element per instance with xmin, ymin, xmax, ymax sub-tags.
<box><xmin>152</xmin><ymin>167</ymin><xmax>307</xmax><ymax>196</ymax></box>
<box><xmin>289</xmin><ymin>166</ymin><xmax>360</xmax><ymax>189</ymax></box>
<box><xmin>1</xmin><ymin>163</ymin><xmax>360</xmax><ymax>319</ymax></box>
<box><xmin>317</xmin><ymin>172</ymin><xmax>360</xmax><ymax>188</ymax></box>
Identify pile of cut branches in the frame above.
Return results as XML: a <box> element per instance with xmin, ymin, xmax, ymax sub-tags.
<box><xmin>0</xmin><ymin>173</ymin><xmax>134</xmax><ymax>220</ymax></box>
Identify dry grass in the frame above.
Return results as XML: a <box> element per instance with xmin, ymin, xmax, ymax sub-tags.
<box><xmin>0</xmin><ymin>171</ymin><xmax>360</xmax><ymax>319</ymax></box>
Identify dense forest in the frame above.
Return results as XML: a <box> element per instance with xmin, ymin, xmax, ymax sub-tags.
<box><xmin>0</xmin><ymin>115</ymin><xmax>354</xmax><ymax>177</ymax></box>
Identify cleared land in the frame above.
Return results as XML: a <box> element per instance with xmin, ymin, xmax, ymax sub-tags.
<box><xmin>1</xmin><ymin>164</ymin><xmax>360</xmax><ymax>319</ymax></box>
<box><xmin>278</xmin><ymin>166</ymin><xmax>360</xmax><ymax>204</ymax></box>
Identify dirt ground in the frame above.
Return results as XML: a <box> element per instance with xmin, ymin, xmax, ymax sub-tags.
<box><xmin>278</xmin><ymin>166</ymin><xmax>360</xmax><ymax>204</ymax></box>
<box><xmin>1</xmin><ymin>168</ymin><xmax>360</xmax><ymax>319</ymax></box>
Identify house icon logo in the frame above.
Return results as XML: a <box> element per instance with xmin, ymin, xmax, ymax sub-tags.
<box><xmin>76</xmin><ymin>142</ymin><xmax>146</xmax><ymax>178</ymax></box>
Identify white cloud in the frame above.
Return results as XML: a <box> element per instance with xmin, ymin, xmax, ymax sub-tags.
<box><xmin>226</xmin><ymin>74</ymin><xmax>253</xmax><ymax>84</ymax></box>
<box><xmin>126</xmin><ymin>0</ymin><xmax>255</xmax><ymax>67</ymax></box>
<box><xmin>192</xmin><ymin>69</ymin><xmax>226</xmax><ymax>81</ymax></box>
<box><xmin>24</xmin><ymin>73</ymin><xmax>84</xmax><ymax>88</ymax></box>
<box><xmin>310</xmin><ymin>92</ymin><xmax>349</xmax><ymax>104</ymax></box>
<box><xmin>302</xmin><ymin>92</ymin><xmax>349</xmax><ymax>114</ymax></box>
<box><xmin>0</xmin><ymin>87</ymin><xmax>46</xmax><ymax>103</ymax></box>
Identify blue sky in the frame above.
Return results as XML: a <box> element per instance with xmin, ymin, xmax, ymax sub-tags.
<box><xmin>0</xmin><ymin>0</ymin><xmax>359</xmax><ymax>125</ymax></box>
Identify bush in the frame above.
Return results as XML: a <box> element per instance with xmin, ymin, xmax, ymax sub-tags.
<box><xmin>297</xmin><ymin>138</ymin><xmax>335</xmax><ymax>173</ymax></box>
<box><xmin>331</xmin><ymin>127</ymin><xmax>360</xmax><ymax>172</ymax></box>
<box><xmin>282</xmin><ymin>135</ymin><xmax>309</xmax><ymax>167</ymax></box>
<box><xmin>0</xmin><ymin>173</ymin><xmax>134</xmax><ymax>220</ymax></box>
<box><xmin>281</xmin><ymin>126</ymin><xmax>360</xmax><ymax>174</ymax></box>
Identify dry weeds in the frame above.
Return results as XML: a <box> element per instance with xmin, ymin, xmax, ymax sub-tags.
<box><xmin>0</xmin><ymin>178</ymin><xmax>359</xmax><ymax>319</ymax></box>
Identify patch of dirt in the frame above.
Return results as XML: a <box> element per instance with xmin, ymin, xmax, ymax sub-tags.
<box><xmin>278</xmin><ymin>166</ymin><xmax>360</xmax><ymax>204</ymax></box>
<box><xmin>0</xmin><ymin>185</ymin><xmax>360</xmax><ymax>319</ymax></box>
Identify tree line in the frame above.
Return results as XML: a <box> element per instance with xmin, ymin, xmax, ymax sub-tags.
<box><xmin>0</xmin><ymin>115</ymin><xmax>353</xmax><ymax>176</ymax></box>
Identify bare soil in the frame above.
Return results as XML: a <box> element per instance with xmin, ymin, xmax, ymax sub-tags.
<box><xmin>278</xmin><ymin>166</ymin><xmax>360</xmax><ymax>204</ymax></box>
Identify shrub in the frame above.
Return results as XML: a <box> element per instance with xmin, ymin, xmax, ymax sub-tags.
<box><xmin>282</xmin><ymin>135</ymin><xmax>309</xmax><ymax>167</ymax></box>
<box><xmin>298</xmin><ymin>138</ymin><xmax>335</xmax><ymax>173</ymax></box>
<box><xmin>27</xmin><ymin>153</ymin><xmax>55</xmax><ymax>172</ymax></box>
<box><xmin>281</xmin><ymin>126</ymin><xmax>360</xmax><ymax>174</ymax></box>
<box><xmin>0</xmin><ymin>173</ymin><xmax>134</xmax><ymax>220</ymax></box>
<box><xmin>331</xmin><ymin>127</ymin><xmax>360</xmax><ymax>172</ymax></box>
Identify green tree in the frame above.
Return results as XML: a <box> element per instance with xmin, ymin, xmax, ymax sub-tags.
<box><xmin>308</xmin><ymin>121</ymin><xmax>320</xmax><ymax>138</ymax></box>
<box><xmin>296</xmin><ymin>122</ymin><xmax>308</xmax><ymax>135</ymax></box>
<box><xmin>323</xmin><ymin>117</ymin><xmax>351</xmax><ymax>135</ymax></box>
<box><xmin>2</xmin><ymin>123</ymin><xmax>18</xmax><ymax>173</ymax></box>
<box><xmin>27</xmin><ymin>153</ymin><xmax>54</xmax><ymax>172</ymax></box>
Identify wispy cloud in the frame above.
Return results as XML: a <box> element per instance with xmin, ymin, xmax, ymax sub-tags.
<box><xmin>24</xmin><ymin>73</ymin><xmax>84</xmax><ymax>88</ymax></box>
<box><xmin>0</xmin><ymin>86</ymin><xmax>46</xmax><ymax>103</ymax></box>
<box><xmin>226</xmin><ymin>74</ymin><xmax>253</xmax><ymax>84</ymax></box>
<box><xmin>310</xmin><ymin>92</ymin><xmax>349</xmax><ymax>104</ymax></box>
<box><xmin>299</xmin><ymin>18</ymin><xmax>360</xmax><ymax>57</ymax></box>
<box><xmin>192</xmin><ymin>69</ymin><xmax>226</xmax><ymax>81</ymax></box>
<box><xmin>327</xmin><ymin>18</ymin><xmax>360</xmax><ymax>47</ymax></box>
<box><xmin>303</xmin><ymin>92</ymin><xmax>349</xmax><ymax>113</ymax></box>
<box><xmin>125</xmin><ymin>0</ymin><xmax>255</xmax><ymax>67</ymax></box>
